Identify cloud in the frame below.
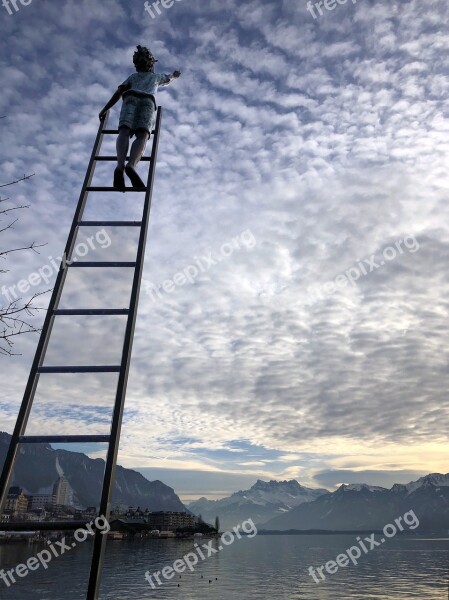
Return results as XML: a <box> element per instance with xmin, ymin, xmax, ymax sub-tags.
<box><xmin>1</xmin><ymin>0</ymin><xmax>448</xmax><ymax>499</ymax></box>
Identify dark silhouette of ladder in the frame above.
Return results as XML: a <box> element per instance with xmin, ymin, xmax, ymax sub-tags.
<box><xmin>0</xmin><ymin>107</ymin><xmax>163</xmax><ymax>599</ymax></box>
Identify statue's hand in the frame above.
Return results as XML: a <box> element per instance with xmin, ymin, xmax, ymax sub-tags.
<box><xmin>173</xmin><ymin>70</ymin><xmax>181</xmax><ymax>78</ymax></box>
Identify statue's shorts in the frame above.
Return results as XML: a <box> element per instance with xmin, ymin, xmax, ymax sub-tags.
<box><xmin>119</xmin><ymin>94</ymin><xmax>156</xmax><ymax>136</ymax></box>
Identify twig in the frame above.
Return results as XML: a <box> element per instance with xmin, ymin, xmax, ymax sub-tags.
<box><xmin>0</xmin><ymin>241</ymin><xmax>46</xmax><ymax>258</ymax></box>
<box><xmin>0</xmin><ymin>173</ymin><xmax>35</xmax><ymax>189</ymax></box>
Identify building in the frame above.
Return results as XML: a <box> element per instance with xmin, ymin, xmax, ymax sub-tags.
<box><xmin>147</xmin><ymin>512</ymin><xmax>194</xmax><ymax>532</ymax></box>
<box><xmin>111</xmin><ymin>503</ymin><xmax>129</xmax><ymax>515</ymax></box>
<box><xmin>26</xmin><ymin>507</ymin><xmax>47</xmax><ymax>521</ymax></box>
<box><xmin>108</xmin><ymin>511</ymin><xmax>196</xmax><ymax>537</ymax></box>
<box><xmin>109</xmin><ymin>517</ymin><xmax>148</xmax><ymax>536</ymax></box>
<box><xmin>53</xmin><ymin>476</ymin><xmax>72</xmax><ymax>507</ymax></box>
<box><xmin>5</xmin><ymin>487</ymin><xmax>29</xmax><ymax>515</ymax></box>
<box><xmin>28</xmin><ymin>494</ymin><xmax>55</xmax><ymax>511</ymax></box>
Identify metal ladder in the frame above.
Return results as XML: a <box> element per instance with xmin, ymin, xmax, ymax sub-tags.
<box><xmin>0</xmin><ymin>107</ymin><xmax>163</xmax><ymax>598</ymax></box>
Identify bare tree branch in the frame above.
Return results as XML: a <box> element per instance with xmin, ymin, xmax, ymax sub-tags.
<box><xmin>0</xmin><ymin>173</ymin><xmax>35</xmax><ymax>189</ymax></box>
<box><xmin>0</xmin><ymin>160</ymin><xmax>45</xmax><ymax>356</ymax></box>
<box><xmin>0</xmin><ymin>240</ymin><xmax>46</xmax><ymax>258</ymax></box>
<box><xmin>0</xmin><ymin>292</ymin><xmax>50</xmax><ymax>356</ymax></box>
<box><xmin>0</xmin><ymin>217</ymin><xmax>18</xmax><ymax>235</ymax></box>
<box><xmin>0</xmin><ymin>202</ymin><xmax>31</xmax><ymax>214</ymax></box>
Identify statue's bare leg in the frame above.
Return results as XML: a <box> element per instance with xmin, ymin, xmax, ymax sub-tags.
<box><xmin>116</xmin><ymin>126</ymin><xmax>130</xmax><ymax>169</ymax></box>
<box><xmin>125</xmin><ymin>130</ymin><xmax>149</xmax><ymax>189</ymax></box>
<box><xmin>128</xmin><ymin>130</ymin><xmax>149</xmax><ymax>167</ymax></box>
<box><xmin>114</xmin><ymin>126</ymin><xmax>130</xmax><ymax>191</ymax></box>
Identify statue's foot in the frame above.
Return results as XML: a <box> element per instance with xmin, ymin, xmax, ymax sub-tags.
<box><xmin>125</xmin><ymin>164</ymin><xmax>146</xmax><ymax>190</ymax></box>
<box><xmin>113</xmin><ymin>167</ymin><xmax>126</xmax><ymax>192</ymax></box>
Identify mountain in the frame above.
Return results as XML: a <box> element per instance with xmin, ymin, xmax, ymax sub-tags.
<box><xmin>0</xmin><ymin>432</ymin><xmax>187</xmax><ymax>512</ymax></box>
<box><xmin>188</xmin><ymin>479</ymin><xmax>329</xmax><ymax>530</ymax></box>
<box><xmin>263</xmin><ymin>473</ymin><xmax>449</xmax><ymax>532</ymax></box>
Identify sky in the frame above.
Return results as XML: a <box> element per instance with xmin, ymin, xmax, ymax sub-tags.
<box><xmin>1</xmin><ymin>0</ymin><xmax>449</xmax><ymax>504</ymax></box>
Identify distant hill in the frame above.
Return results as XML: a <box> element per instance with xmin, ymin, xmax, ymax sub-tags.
<box><xmin>0</xmin><ymin>432</ymin><xmax>187</xmax><ymax>512</ymax></box>
<box><xmin>188</xmin><ymin>479</ymin><xmax>329</xmax><ymax>530</ymax></box>
<box><xmin>262</xmin><ymin>474</ymin><xmax>449</xmax><ymax>532</ymax></box>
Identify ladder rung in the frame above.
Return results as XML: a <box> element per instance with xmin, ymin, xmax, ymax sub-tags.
<box><xmin>68</xmin><ymin>261</ymin><xmax>136</xmax><ymax>268</ymax></box>
<box><xmin>86</xmin><ymin>187</ymin><xmax>146</xmax><ymax>192</ymax></box>
<box><xmin>95</xmin><ymin>156</ymin><xmax>152</xmax><ymax>162</ymax></box>
<box><xmin>54</xmin><ymin>309</ymin><xmax>129</xmax><ymax>316</ymax></box>
<box><xmin>78</xmin><ymin>221</ymin><xmax>142</xmax><ymax>227</ymax></box>
<box><xmin>19</xmin><ymin>435</ymin><xmax>110</xmax><ymax>444</ymax></box>
<box><xmin>0</xmin><ymin>521</ymin><xmax>95</xmax><ymax>531</ymax></box>
<box><xmin>102</xmin><ymin>129</ymin><xmax>155</xmax><ymax>134</ymax></box>
<box><xmin>38</xmin><ymin>366</ymin><xmax>121</xmax><ymax>374</ymax></box>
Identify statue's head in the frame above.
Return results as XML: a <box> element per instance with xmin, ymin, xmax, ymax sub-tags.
<box><xmin>133</xmin><ymin>45</ymin><xmax>157</xmax><ymax>72</ymax></box>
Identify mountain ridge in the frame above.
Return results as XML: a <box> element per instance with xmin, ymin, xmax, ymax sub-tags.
<box><xmin>262</xmin><ymin>473</ymin><xmax>449</xmax><ymax>532</ymax></box>
<box><xmin>188</xmin><ymin>478</ymin><xmax>329</xmax><ymax>530</ymax></box>
<box><xmin>0</xmin><ymin>431</ymin><xmax>187</xmax><ymax>513</ymax></box>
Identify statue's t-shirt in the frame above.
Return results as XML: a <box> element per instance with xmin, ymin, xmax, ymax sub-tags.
<box><xmin>118</xmin><ymin>72</ymin><xmax>173</xmax><ymax>106</ymax></box>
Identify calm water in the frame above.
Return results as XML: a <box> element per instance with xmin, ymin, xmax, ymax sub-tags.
<box><xmin>0</xmin><ymin>535</ymin><xmax>448</xmax><ymax>599</ymax></box>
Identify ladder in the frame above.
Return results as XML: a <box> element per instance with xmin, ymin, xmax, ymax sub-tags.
<box><xmin>0</xmin><ymin>107</ymin><xmax>163</xmax><ymax>598</ymax></box>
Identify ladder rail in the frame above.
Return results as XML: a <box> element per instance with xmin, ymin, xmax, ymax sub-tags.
<box><xmin>87</xmin><ymin>107</ymin><xmax>163</xmax><ymax>599</ymax></box>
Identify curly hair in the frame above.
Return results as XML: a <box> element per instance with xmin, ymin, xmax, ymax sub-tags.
<box><xmin>133</xmin><ymin>45</ymin><xmax>158</xmax><ymax>72</ymax></box>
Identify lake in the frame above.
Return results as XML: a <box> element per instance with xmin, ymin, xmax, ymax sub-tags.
<box><xmin>0</xmin><ymin>534</ymin><xmax>448</xmax><ymax>599</ymax></box>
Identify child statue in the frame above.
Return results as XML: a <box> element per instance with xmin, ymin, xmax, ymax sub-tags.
<box><xmin>99</xmin><ymin>45</ymin><xmax>181</xmax><ymax>190</ymax></box>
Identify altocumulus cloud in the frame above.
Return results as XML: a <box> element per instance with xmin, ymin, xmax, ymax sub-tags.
<box><xmin>1</xmin><ymin>0</ymin><xmax>449</xmax><ymax>496</ymax></box>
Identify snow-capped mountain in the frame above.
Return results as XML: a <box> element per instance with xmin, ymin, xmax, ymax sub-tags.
<box><xmin>188</xmin><ymin>479</ymin><xmax>329</xmax><ymax>530</ymax></box>
<box><xmin>263</xmin><ymin>473</ymin><xmax>449</xmax><ymax>532</ymax></box>
<box><xmin>391</xmin><ymin>473</ymin><xmax>449</xmax><ymax>495</ymax></box>
<box><xmin>342</xmin><ymin>484</ymin><xmax>387</xmax><ymax>493</ymax></box>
